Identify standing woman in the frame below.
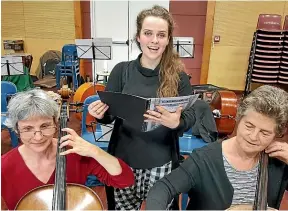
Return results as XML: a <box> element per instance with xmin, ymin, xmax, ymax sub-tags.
<box><xmin>88</xmin><ymin>5</ymin><xmax>196</xmax><ymax>210</ymax></box>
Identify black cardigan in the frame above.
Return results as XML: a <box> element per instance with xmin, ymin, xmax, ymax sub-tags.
<box><xmin>146</xmin><ymin>141</ymin><xmax>288</xmax><ymax>210</ymax></box>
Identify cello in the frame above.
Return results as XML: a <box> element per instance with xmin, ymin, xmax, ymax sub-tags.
<box><xmin>15</xmin><ymin>86</ymin><xmax>104</xmax><ymax>210</ymax></box>
<box><xmin>73</xmin><ymin>82</ymin><xmax>106</xmax><ymax>125</ymax></box>
<box><xmin>227</xmin><ymin>151</ymin><xmax>276</xmax><ymax>210</ymax></box>
<box><xmin>210</xmin><ymin>90</ymin><xmax>238</xmax><ymax>135</ymax></box>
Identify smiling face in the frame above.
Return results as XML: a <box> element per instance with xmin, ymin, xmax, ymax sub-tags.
<box><xmin>136</xmin><ymin>16</ymin><xmax>169</xmax><ymax>65</ymax></box>
<box><xmin>17</xmin><ymin>116</ymin><xmax>56</xmax><ymax>153</ymax></box>
<box><xmin>236</xmin><ymin>109</ymin><xmax>277</xmax><ymax>155</ymax></box>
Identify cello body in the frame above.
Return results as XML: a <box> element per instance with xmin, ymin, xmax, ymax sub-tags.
<box><xmin>15</xmin><ymin>184</ymin><xmax>103</xmax><ymax>210</ymax></box>
<box><xmin>73</xmin><ymin>82</ymin><xmax>105</xmax><ymax>125</ymax></box>
<box><xmin>210</xmin><ymin>90</ymin><xmax>238</xmax><ymax>135</ymax></box>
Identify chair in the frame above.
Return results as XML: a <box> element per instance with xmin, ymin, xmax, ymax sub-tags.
<box><xmin>56</xmin><ymin>60</ymin><xmax>80</xmax><ymax>90</ymax></box>
<box><xmin>61</xmin><ymin>44</ymin><xmax>78</xmax><ymax>61</ymax></box>
<box><xmin>1</xmin><ymin>81</ymin><xmax>19</xmax><ymax>147</ymax></box>
<box><xmin>257</xmin><ymin>14</ymin><xmax>282</xmax><ymax>31</ymax></box>
<box><xmin>81</xmin><ymin>95</ymin><xmax>111</xmax><ymax>188</ymax></box>
<box><xmin>278</xmin><ymin>15</ymin><xmax>288</xmax><ymax>85</ymax></box>
<box><xmin>56</xmin><ymin>44</ymin><xmax>80</xmax><ymax>90</ymax></box>
<box><xmin>179</xmin><ymin>128</ymin><xmax>208</xmax><ymax>210</ymax></box>
<box><xmin>81</xmin><ymin>95</ymin><xmax>110</xmax><ymax>151</ymax></box>
<box><xmin>96</xmin><ymin>71</ymin><xmax>110</xmax><ymax>85</ymax></box>
<box><xmin>283</xmin><ymin>15</ymin><xmax>288</xmax><ymax>31</ymax></box>
<box><xmin>244</xmin><ymin>14</ymin><xmax>285</xmax><ymax>96</ymax></box>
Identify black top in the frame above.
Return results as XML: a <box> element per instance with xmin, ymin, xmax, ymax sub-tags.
<box><xmin>97</xmin><ymin>54</ymin><xmax>196</xmax><ymax>169</ymax></box>
<box><xmin>146</xmin><ymin>141</ymin><xmax>288</xmax><ymax>210</ymax></box>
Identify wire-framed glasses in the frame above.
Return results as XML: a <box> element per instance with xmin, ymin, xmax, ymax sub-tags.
<box><xmin>19</xmin><ymin>126</ymin><xmax>57</xmax><ymax>139</ymax></box>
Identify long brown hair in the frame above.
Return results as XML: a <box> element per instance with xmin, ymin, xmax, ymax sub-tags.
<box><xmin>135</xmin><ymin>5</ymin><xmax>185</xmax><ymax>97</ymax></box>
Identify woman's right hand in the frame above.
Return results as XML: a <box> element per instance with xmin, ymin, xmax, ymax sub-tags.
<box><xmin>88</xmin><ymin>100</ymin><xmax>109</xmax><ymax>119</ymax></box>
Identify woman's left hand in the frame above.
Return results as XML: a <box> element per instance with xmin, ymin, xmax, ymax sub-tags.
<box><xmin>265</xmin><ymin>138</ymin><xmax>288</xmax><ymax>164</ymax></box>
<box><xmin>59</xmin><ymin>128</ymin><xmax>96</xmax><ymax>157</ymax></box>
<box><xmin>143</xmin><ymin>105</ymin><xmax>182</xmax><ymax>129</ymax></box>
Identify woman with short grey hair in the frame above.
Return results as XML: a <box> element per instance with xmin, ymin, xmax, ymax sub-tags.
<box><xmin>1</xmin><ymin>88</ymin><xmax>134</xmax><ymax>210</ymax></box>
<box><xmin>4</xmin><ymin>89</ymin><xmax>59</xmax><ymax>132</ymax></box>
<box><xmin>146</xmin><ymin>85</ymin><xmax>288</xmax><ymax>210</ymax></box>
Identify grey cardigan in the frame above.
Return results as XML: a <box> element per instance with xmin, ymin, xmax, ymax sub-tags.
<box><xmin>146</xmin><ymin>141</ymin><xmax>288</xmax><ymax>210</ymax></box>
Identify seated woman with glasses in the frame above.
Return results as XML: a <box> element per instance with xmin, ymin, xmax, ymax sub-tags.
<box><xmin>1</xmin><ymin>89</ymin><xmax>135</xmax><ymax>210</ymax></box>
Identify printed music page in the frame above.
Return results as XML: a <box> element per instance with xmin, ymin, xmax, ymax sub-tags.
<box><xmin>142</xmin><ymin>94</ymin><xmax>199</xmax><ymax>132</ymax></box>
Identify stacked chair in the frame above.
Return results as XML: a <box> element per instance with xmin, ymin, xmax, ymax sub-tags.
<box><xmin>56</xmin><ymin>44</ymin><xmax>80</xmax><ymax>91</ymax></box>
<box><xmin>279</xmin><ymin>16</ymin><xmax>288</xmax><ymax>84</ymax></box>
<box><xmin>244</xmin><ymin>14</ymin><xmax>287</xmax><ymax>96</ymax></box>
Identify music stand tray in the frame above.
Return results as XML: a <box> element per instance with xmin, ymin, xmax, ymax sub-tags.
<box><xmin>75</xmin><ymin>38</ymin><xmax>112</xmax><ymax>60</ymax></box>
<box><xmin>173</xmin><ymin>37</ymin><xmax>195</xmax><ymax>58</ymax></box>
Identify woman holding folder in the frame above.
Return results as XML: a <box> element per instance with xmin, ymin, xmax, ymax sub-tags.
<box><xmin>88</xmin><ymin>5</ymin><xmax>196</xmax><ymax>210</ymax></box>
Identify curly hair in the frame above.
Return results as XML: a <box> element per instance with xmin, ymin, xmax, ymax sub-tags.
<box><xmin>135</xmin><ymin>5</ymin><xmax>185</xmax><ymax>97</ymax></box>
<box><xmin>236</xmin><ymin>85</ymin><xmax>288</xmax><ymax>136</ymax></box>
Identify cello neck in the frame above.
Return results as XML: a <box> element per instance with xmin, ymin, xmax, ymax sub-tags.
<box><xmin>52</xmin><ymin>102</ymin><xmax>68</xmax><ymax>210</ymax></box>
<box><xmin>253</xmin><ymin>151</ymin><xmax>269</xmax><ymax>210</ymax></box>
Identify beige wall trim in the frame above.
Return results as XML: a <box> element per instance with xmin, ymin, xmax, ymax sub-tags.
<box><xmin>200</xmin><ymin>0</ymin><xmax>215</xmax><ymax>84</ymax></box>
<box><xmin>74</xmin><ymin>1</ymin><xmax>85</xmax><ymax>79</ymax></box>
<box><xmin>74</xmin><ymin>1</ymin><xmax>83</xmax><ymax>39</ymax></box>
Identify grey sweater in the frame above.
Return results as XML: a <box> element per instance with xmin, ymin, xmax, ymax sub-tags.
<box><xmin>146</xmin><ymin>141</ymin><xmax>288</xmax><ymax>210</ymax></box>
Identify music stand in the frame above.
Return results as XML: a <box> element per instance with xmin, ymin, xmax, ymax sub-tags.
<box><xmin>1</xmin><ymin>56</ymin><xmax>25</xmax><ymax>80</ymax></box>
<box><xmin>173</xmin><ymin>37</ymin><xmax>195</xmax><ymax>58</ymax></box>
<box><xmin>75</xmin><ymin>38</ymin><xmax>112</xmax><ymax>90</ymax></box>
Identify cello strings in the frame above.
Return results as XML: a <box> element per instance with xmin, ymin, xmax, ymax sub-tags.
<box><xmin>52</xmin><ymin>102</ymin><xmax>68</xmax><ymax>210</ymax></box>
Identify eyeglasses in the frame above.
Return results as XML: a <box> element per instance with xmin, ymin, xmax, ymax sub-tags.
<box><xmin>19</xmin><ymin>126</ymin><xmax>57</xmax><ymax>139</ymax></box>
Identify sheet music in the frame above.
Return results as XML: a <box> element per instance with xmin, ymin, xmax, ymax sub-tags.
<box><xmin>143</xmin><ymin>94</ymin><xmax>199</xmax><ymax>132</ymax></box>
<box><xmin>1</xmin><ymin>56</ymin><xmax>24</xmax><ymax>76</ymax></box>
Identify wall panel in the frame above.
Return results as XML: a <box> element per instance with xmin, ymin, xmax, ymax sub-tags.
<box><xmin>208</xmin><ymin>1</ymin><xmax>288</xmax><ymax>90</ymax></box>
<box><xmin>1</xmin><ymin>1</ymin><xmax>75</xmax><ymax>76</ymax></box>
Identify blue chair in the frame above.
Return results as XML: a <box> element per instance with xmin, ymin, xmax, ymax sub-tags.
<box><xmin>179</xmin><ymin>129</ymin><xmax>208</xmax><ymax>210</ymax></box>
<box><xmin>61</xmin><ymin>44</ymin><xmax>78</xmax><ymax>61</ymax></box>
<box><xmin>1</xmin><ymin>81</ymin><xmax>19</xmax><ymax>148</ymax></box>
<box><xmin>56</xmin><ymin>61</ymin><xmax>80</xmax><ymax>91</ymax></box>
<box><xmin>81</xmin><ymin>95</ymin><xmax>111</xmax><ymax>187</ymax></box>
<box><xmin>81</xmin><ymin>95</ymin><xmax>110</xmax><ymax>151</ymax></box>
<box><xmin>179</xmin><ymin>131</ymin><xmax>207</xmax><ymax>156</ymax></box>
<box><xmin>56</xmin><ymin>44</ymin><xmax>80</xmax><ymax>91</ymax></box>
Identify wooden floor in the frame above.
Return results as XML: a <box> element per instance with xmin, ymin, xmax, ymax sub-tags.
<box><xmin>1</xmin><ymin>87</ymin><xmax>288</xmax><ymax>210</ymax></box>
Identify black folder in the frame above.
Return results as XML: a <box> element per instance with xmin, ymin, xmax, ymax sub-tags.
<box><xmin>97</xmin><ymin>91</ymin><xmax>149</xmax><ymax>131</ymax></box>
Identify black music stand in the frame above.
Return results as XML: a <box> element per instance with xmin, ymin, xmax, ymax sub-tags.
<box><xmin>173</xmin><ymin>37</ymin><xmax>195</xmax><ymax>58</ymax></box>
<box><xmin>75</xmin><ymin>38</ymin><xmax>112</xmax><ymax>87</ymax></box>
<box><xmin>1</xmin><ymin>56</ymin><xmax>25</xmax><ymax>80</ymax></box>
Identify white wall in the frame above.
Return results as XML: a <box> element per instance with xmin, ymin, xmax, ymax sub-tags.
<box><xmin>90</xmin><ymin>1</ymin><xmax>169</xmax><ymax>79</ymax></box>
